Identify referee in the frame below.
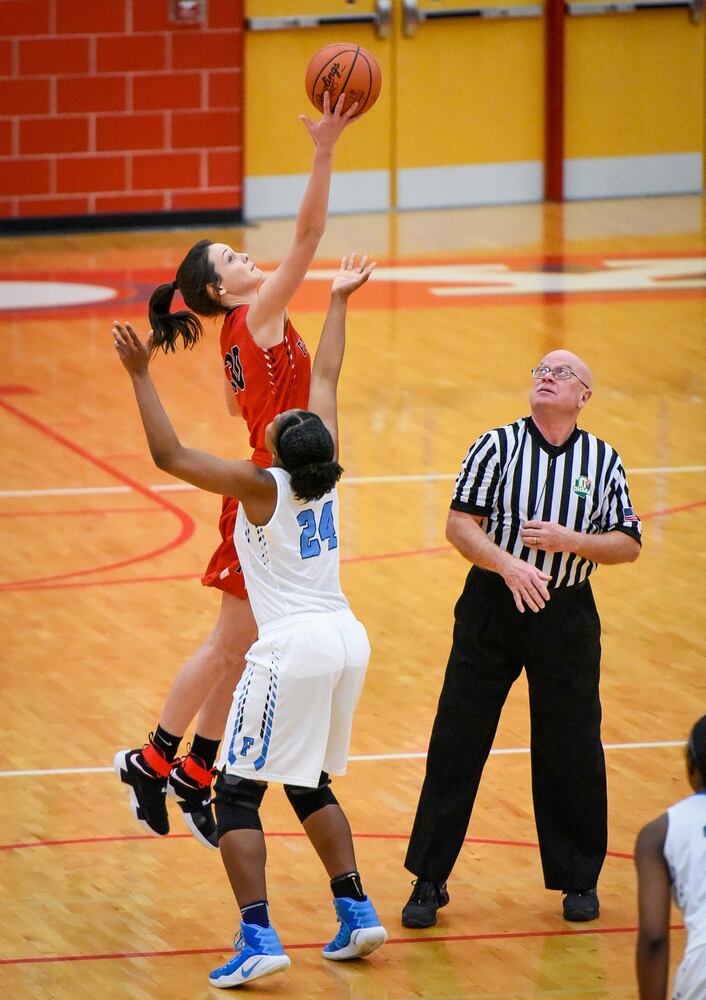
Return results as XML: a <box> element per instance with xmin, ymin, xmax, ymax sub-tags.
<box><xmin>401</xmin><ymin>350</ymin><xmax>642</xmax><ymax>928</ymax></box>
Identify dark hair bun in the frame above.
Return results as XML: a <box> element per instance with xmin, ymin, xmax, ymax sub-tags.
<box><xmin>290</xmin><ymin>460</ymin><xmax>343</xmax><ymax>502</ymax></box>
<box><xmin>277</xmin><ymin>413</ymin><xmax>342</xmax><ymax>502</ymax></box>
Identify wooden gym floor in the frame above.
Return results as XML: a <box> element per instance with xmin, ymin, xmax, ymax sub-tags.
<box><xmin>1</xmin><ymin>195</ymin><xmax>705</xmax><ymax>999</ymax></box>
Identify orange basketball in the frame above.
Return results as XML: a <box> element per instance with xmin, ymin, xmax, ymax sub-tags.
<box><xmin>305</xmin><ymin>43</ymin><xmax>381</xmax><ymax>118</ymax></box>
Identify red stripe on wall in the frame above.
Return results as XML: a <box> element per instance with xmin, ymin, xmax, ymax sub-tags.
<box><xmin>544</xmin><ymin>0</ymin><xmax>565</xmax><ymax>201</ymax></box>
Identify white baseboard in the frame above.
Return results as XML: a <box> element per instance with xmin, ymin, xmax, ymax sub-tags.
<box><xmin>244</xmin><ymin>153</ymin><xmax>703</xmax><ymax>218</ymax></box>
<box><xmin>245</xmin><ymin>170</ymin><xmax>390</xmax><ymax>219</ymax></box>
<box><xmin>564</xmin><ymin>153</ymin><xmax>703</xmax><ymax>199</ymax></box>
<box><xmin>397</xmin><ymin>161</ymin><xmax>544</xmax><ymax>209</ymax></box>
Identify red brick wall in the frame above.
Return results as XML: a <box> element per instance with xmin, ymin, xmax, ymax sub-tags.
<box><xmin>0</xmin><ymin>0</ymin><xmax>243</xmax><ymax>222</ymax></box>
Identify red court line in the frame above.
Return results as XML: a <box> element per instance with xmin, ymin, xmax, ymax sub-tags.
<box><xmin>0</xmin><ymin>384</ymin><xmax>36</xmax><ymax>395</ymax></box>
<box><xmin>0</xmin><ymin>398</ymin><xmax>195</xmax><ymax>590</ymax></box>
<box><xmin>3</xmin><ymin>488</ymin><xmax>706</xmax><ymax>592</ymax></box>
<box><xmin>0</xmin><ymin>924</ymin><xmax>686</xmax><ymax>967</ymax></box>
<box><xmin>0</xmin><ymin>571</ymin><xmax>204</xmax><ymax>591</ymax></box>
<box><xmin>1</xmin><ymin>831</ymin><xmax>276</xmax><ymax>851</ymax></box>
<box><xmin>343</xmin><ymin>544</ymin><xmax>450</xmax><ymax>564</ymax></box>
<box><xmin>0</xmin><ymin>830</ymin><xmax>633</xmax><ymax>861</ymax></box>
<box><xmin>0</xmin><ymin>544</ymin><xmax>457</xmax><ymax>592</ymax></box>
<box><xmin>0</xmin><ymin>831</ymin><xmax>646</xmax><ymax>966</ymax></box>
<box><xmin>0</xmin><ymin>407</ymin><xmax>703</xmax><ymax>593</ymax></box>
<box><xmin>640</xmin><ymin>498</ymin><xmax>706</xmax><ymax>518</ymax></box>
<box><xmin>1</xmin><ymin>832</ymin><xmax>196</xmax><ymax>851</ymax></box>
<box><xmin>2</xmin><ymin>497</ymin><xmax>703</xmax><ymax>532</ymax></box>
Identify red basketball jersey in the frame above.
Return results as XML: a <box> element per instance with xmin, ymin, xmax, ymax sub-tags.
<box><xmin>202</xmin><ymin>306</ymin><xmax>311</xmax><ymax>596</ymax></box>
<box><xmin>221</xmin><ymin>305</ymin><xmax>311</xmax><ymax>454</ymax></box>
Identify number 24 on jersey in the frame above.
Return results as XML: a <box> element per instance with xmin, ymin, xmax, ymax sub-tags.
<box><xmin>297</xmin><ymin>501</ymin><xmax>338</xmax><ymax>559</ymax></box>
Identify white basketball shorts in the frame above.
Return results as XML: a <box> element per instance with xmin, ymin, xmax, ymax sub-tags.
<box><xmin>218</xmin><ymin>610</ymin><xmax>370</xmax><ymax>787</ymax></box>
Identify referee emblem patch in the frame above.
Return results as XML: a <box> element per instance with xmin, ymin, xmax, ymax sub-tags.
<box><xmin>573</xmin><ymin>476</ymin><xmax>593</xmax><ymax>498</ymax></box>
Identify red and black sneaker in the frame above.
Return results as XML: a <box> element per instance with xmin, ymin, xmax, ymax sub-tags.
<box><xmin>114</xmin><ymin>738</ymin><xmax>171</xmax><ymax>837</ymax></box>
<box><xmin>168</xmin><ymin>750</ymin><xmax>218</xmax><ymax>850</ymax></box>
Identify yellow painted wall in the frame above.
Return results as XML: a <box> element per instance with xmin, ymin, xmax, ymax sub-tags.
<box><xmin>244</xmin><ymin>1</ymin><xmax>706</xmax><ymax>198</ymax></box>
<box><xmin>244</xmin><ymin>1</ymin><xmax>390</xmax><ymax>177</ymax></box>
<box><xmin>396</xmin><ymin>14</ymin><xmax>544</xmax><ymax>168</ymax></box>
<box><xmin>245</xmin><ymin>0</ymin><xmax>543</xmax><ymax>183</ymax></box>
<box><xmin>565</xmin><ymin>10</ymin><xmax>704</xmax><ymax>158</ymax></box>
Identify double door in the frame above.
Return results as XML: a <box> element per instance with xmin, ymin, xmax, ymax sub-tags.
<box><xmin>243</xmin><ymin>0</ymin><xmax>704</xmax><ymax>216</ymax></box>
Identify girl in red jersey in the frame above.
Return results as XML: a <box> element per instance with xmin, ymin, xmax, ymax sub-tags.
<box><xmin>114</xmin><ymin>93</ymin><xmax>361</xmax><ymax>848</ymax></box>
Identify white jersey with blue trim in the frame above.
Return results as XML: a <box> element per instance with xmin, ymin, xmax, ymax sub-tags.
<box><xmin>664</xmin><ymin>793</ymin><xmax>706</xmax><ymax>957</ymax></box>
<box><xmin>234</xmin><ymin>466</ymin><xmax>349</xmax><ymax>630</ymax></box>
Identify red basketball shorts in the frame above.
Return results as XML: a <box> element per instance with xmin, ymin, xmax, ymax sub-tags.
<box><xmin>201</xmin><ymin>495</ymin><xmax>247</xmax><ymax>599</ymax></box>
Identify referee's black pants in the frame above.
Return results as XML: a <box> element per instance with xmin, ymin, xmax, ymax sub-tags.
<box><xmin>405</xmin><ymin>566</ymin><xmax>607</xmax><ymax>892</ymax></box>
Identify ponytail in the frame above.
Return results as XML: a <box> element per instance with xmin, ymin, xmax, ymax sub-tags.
<box><xmin>148</xmin><ymin>239</ymin><xmax>226</xmax><ymax>355</ymax></box>
<box><xmin>148</xmin><ymin>282</ymin><xmax>204</xmax><ymax>354</ymax></box>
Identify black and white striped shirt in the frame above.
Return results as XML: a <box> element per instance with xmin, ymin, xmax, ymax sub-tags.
<box><xmin>451</xmin><ymin>416</ymin><xmax>642</xmax><ymax>589</ymax></box>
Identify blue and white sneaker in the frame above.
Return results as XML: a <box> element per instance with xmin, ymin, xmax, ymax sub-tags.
<box><xmin>323</xmin><ymin>896</ymin><xmax>388</xmax><ymax>961</ymax></box>
<box><xmin>209</xmin><ymin>921</ymin><xmax>291</xmax><ymax>988</ymax></box>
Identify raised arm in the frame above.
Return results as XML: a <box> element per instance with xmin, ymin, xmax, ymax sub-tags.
<box><xmin>112</xmin><ymin>322</ymin><xmax>275</xmax><ymax>506</ymax></box>
<box><xmin>247</xmin><ymin>93</ymin><xmax>359</xmax><ymax>344</ymax></box>
<box><xmin>308</xmin><ymin>253</ymin><xmax>375</xmax><ymax>458</ymax></box>
<box><xmin>634</xmin><ymin>814</ymin><xmax>671</xmax><ymax>1000</ymax></box>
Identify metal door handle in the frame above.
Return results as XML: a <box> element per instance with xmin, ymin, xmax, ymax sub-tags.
<box><xmin>247</xmin><ymin>0</ymin><xmax>392</xmax><ymax>38</ymax></box>
<box><xmin>566</xmin><ymin>0</ymin><xmax>702</xmax><ymax>20</ymax></box>
<box><xmin>403</xmin><ymin>0</ymin><xmax>541</xmax><ymax>35</ymax></box>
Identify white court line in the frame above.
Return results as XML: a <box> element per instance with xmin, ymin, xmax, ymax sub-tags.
<box><xmin>0</xmin><ymin>466</ymin><xmax>705</xmax><ymax>500</ymax></box>
<box><xmin>0</xmin><ymin>740</ymin><xmax>686</xmax><ymax>778</ymax></box>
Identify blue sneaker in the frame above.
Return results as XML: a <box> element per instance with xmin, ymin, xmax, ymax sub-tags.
<box><xmin>209</xmin><ymin>921</ymin><xmax>291</xmax><ymax>988</ymax></box>
<box><xmin>323</xmin><ymin>897</ymin><xmax>388</xmax><ymax>961</ymax></box>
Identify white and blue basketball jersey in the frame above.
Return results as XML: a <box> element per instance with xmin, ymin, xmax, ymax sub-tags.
<box><xmin>665</xmin><ymin>793</ymin><xmax>706</xmax><ymax>957</ymax></box>
<box><xmin>234</xmin><ymin>466</ymin><xmax>349</xmax><ymax>629</ymax></box>
<box><xmin>221</xmin><ymin>466</ymin><xmax>368</xmax><ymax>787</ymax></box>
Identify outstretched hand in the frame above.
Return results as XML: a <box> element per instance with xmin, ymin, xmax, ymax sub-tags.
<box><xmin>331</xmin><ymin>252</ymin><xmax>377</xmax><ymax>299</ymax></box>
<box><xmin>299</xmin><ymin>89</ymin><xmax>359</xmax><ymax>150</ymax></box>
<box><xmin>112</xmin><ymin>322</ymin><xmax>153</xmax><ymax>376</ymax></box>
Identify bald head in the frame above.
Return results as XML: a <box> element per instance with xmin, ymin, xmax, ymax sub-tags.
<box><xmin>529</xmin><ymin>349</ymin><xmax>593</xmax><ymax>439</ymax></box>
<box><xmin>540</xmin><ymin>350</ymin><xmax>592</xmax><ymax>389</ymax></box>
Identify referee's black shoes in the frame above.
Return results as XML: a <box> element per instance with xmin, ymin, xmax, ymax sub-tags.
<box><xmin>401</xmin><ymin>879</ymin><xmax>450</xmax><ymax>928</ymax></box>
<box><xmin>562</xmin><ymin>887</ymin><xmax>600</xmax><ymax>921</ymax></box>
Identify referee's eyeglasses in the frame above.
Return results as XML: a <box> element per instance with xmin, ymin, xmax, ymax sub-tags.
<box><xmin>531</xmin><ymin>365</ymin><xmax>590</xmax><ymax>390</ymax></box>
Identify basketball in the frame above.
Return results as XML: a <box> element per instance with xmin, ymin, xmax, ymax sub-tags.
<box><xmin>305</xmin><ymin>43</ymin><xmax>382</xmax><ymax>118</ymax></box>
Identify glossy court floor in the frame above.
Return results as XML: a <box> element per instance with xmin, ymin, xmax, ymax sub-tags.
<box><xmin>1</xmin><ymin>194</ymin><xmax>705</xmax><ymax>998</ymax></box>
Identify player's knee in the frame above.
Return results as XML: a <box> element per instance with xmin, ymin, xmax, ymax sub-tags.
<box><xmin>214</xmin><ymin>772</ymin><xmax>267</xmax><ymax>837</ymax></box>
<box><xmin>284</xmin><ymin>771</ymin><xmax>338</xmax><ymax>823</ymax></box>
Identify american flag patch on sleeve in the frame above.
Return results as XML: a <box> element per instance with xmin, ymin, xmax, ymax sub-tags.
<box><xmin>622</xmin><ymin>506</ymin><xmax>640</xmax><ymax>523</ymax></box>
